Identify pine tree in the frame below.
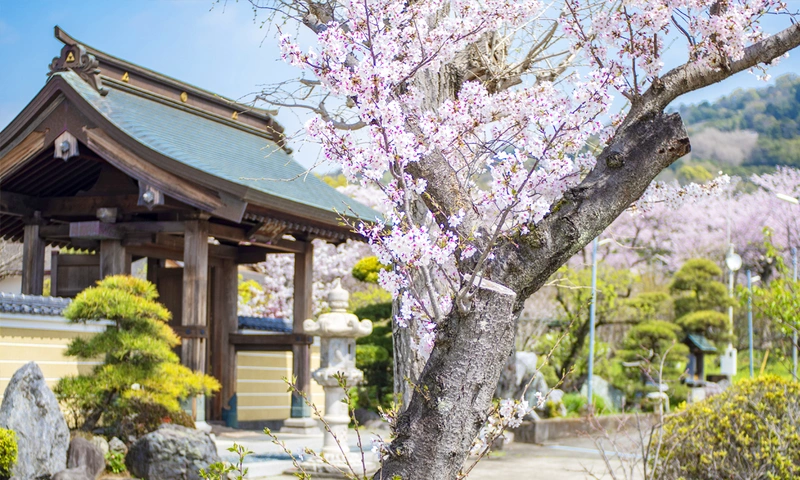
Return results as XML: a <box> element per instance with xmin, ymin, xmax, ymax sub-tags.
<box><xmin>55</xmin><ymin>275</ymin><xmax>220</xmax><ymax>432</ymax></box>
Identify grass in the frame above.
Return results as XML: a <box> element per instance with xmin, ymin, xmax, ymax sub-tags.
<box><xmin>705</xmin><ymin>348</ymin><xmax>795</xmax><ymax>382</ymax></box>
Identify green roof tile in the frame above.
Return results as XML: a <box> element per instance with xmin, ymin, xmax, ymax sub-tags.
<box><xmin>56</xmin><ymin>71</ymin><xmax>379</xmax><ymax>222</ymax></box>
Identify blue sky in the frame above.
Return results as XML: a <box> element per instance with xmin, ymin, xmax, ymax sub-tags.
<box><xmin>1</xmin><ymin>1</ymin><xmax>799</xmax><ymax>170</ymax></box>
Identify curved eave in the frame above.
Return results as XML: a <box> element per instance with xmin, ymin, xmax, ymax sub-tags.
<box><xmin>0</xmin><ymin>75</ymin><xmax>373</xmax><ymax>238</ymax></box>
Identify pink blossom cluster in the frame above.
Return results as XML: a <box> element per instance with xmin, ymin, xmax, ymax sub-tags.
<box><xmin>563</xmin><ymin>0</ymin><xmax>787</xmax><ymax>93</ymax></box>
<box><xmin>602</xmin><ymin>167</ymin><xmax>800</xmax><ymax>277</ymax></box>
<box><xmin>278</xmin><ymin>0</ymin><xmax>785</xmax><ymax>356</ymax></box>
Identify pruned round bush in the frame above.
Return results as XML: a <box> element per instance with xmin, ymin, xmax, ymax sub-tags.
<box><xmin>655</xmin><ymin>375</ymin><xmax>800</xmax><ymax>479</ymax></box>
<box><xmin>0</xmin><ymin>428</ymin><xmax>17</xmax><ymax>479</ymax></box>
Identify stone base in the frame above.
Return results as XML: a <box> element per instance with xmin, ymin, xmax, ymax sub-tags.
<box><xmin>287</xmin><ymin>452</ymin><xmax>379</xmax><ymax>478</ymax></box>
<box><xmin>280</xmin><ymin>417</ymin><xmax>322</xmax><ymax>435</ymax></box>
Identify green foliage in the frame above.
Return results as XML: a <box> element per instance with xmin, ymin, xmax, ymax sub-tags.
<box><xmin>200</xmin><ymin>443</ymin><xmax>252</xmax><ymax>480</ymax></box>
<box><xmin>351</xmin><ymin>256</ymin><xmax>390</xmax><ymax>284</ymax></box>
<box><xmin>319</xmin><ymin>173</ymin><xmax>348</xmax><ymax>189</ymax></box>
<box><xmin>54</xmin><ymin>275</ymin><xmax>220</xmax><ymax>433</ymax></box>
<box><xmin>677</xmin><ymin>74</ymin><xmax>800</xmax><ymax>168</ymax></box>
<box><xmin>656</xmin><ymin>375</ymin><xmax>800</xmax><ymax>479</ymax></box>
<box><xmin>350</xmin><ymin>286</ymin><xmax>392</xmax><ymax>319</ymax></box>
<box><xmin>0</xmin><ymin>428</ymin><xmax>17</xmax><ymax>478</ymax></box>
<box><xmin>751</xmin><ymin>230</ymin><xmax>800</xmax><ymax>339</ymax></box>
<box><xmin>354</xmin><ymin>319</ymin><xmax>394</xmax><ymax>412</ymax></box>
<box><xmin>105</xmin><ymin>451</ymin><xmax>126</xmax><ymax>474</ymax></box>
<box><xmin>538</xmin><ymin>265</ymin><xmax>635</xmax><ymax>390</ymax></box>
<box><xmin>613</xmin><ymin>321</ymin><xmax>689</xmax><ymax>405</ymax></box>
<box><xmin>669</xmin><ymin>258</ymin><xmax>732</xmax><ymax>319</ymax></box>
<box><xmin>675</xmin><ymin>310</ymin><xmax>730</xmax><ymax>344</ymax></box>
<box><xmin>676</xmin><ymin>164</ymin><xmax>713</xmax><ymax>184</ymax></box>
<box><xmin>561</xmin><ymin>393</ymin><xmax>614</xmax><ymax>416</ymax></box>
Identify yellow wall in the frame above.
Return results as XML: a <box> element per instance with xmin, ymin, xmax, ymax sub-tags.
<box><xmin>0</xmin><ymin>327</ymin><xmax>101</xmax><ymax>403</ymax></box>
<box><xmin>235</xmin><ymin>346</ymin><xmax>324</xmax><ymax>422</ymax></box>
<box><xmin>1</xmin><ymin>318</ymin><xmax>325</xmax><ymax>424</ymax></box>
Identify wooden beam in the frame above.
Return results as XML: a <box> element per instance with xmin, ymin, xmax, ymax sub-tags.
<box><xmin>0</xmin><ymin>191</ymin><xmax>191</xmax><ymax>218</ymax></box>
<box><xmin>291</xmin><ymin>241</ymin><xmax>313</xmax><ymax>418</ymax></box>
<box><xmin>229</xmin><ymin>333</ymin><xmax>313</xmax><ymax>348</ymax></box>
<box><xmin>69</xmin><ymin>220</ymin><xmax>186</xmax><ymax>240</ymax></box>
<box><xmin>208</xmin><ymin>222</ymin><xmax>308</xmax><ymax>253</ymax></box>
<box><xmin>182</xmin><ymin>220</ymin><xmax>209</xmax><ymax>377</ymax></box>
<box><xmin>21</xmin><ymin>222</ymin><xmax>45</xmax><ymax>295</ymax></box>
<box><xmin>0</xmin><ymin>191</ymin><xmax>41</xmax><ymax>217</ymax></box>
<box><xmin>0</xmin><ymin>131</ymin><xmax>46</xmax><ymax>179</ymax></box>
<box><xmin>211</xmin><ymin>259</ymin><xmax>238</xmax><ymax>420</ymax></box>
<box><xmin>84</xmin><ymin>128</ymin><xmax>247</xmax><ymax>222</ymax></box>
<box><xmin>99</xmin><ymin>239</ymin><xmax>128</xmax><ymax>277</ymax></box>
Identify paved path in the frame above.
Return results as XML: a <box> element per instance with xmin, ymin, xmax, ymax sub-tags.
<box><xmin>213</xmin><ymin>426</ymin><xmax>642</xmax><ymax>479</ymax></box>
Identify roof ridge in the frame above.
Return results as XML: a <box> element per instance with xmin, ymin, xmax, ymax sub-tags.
<box><xmin>54</xmin><ymin>26</ymin><xmax>273</xmax><ymax>117</ymax></box>
<box><xmin>99</xmin><ymin>75</ymin><xmax>283</xmax><ymax>142</ymax></box>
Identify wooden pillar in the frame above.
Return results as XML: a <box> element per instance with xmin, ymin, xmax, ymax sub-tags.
<box><xmin>21</xmin><ymin>221</ymin><xmax>45</xmax><ymax>295</ymax></box>
<box><xmin>146</xmin><ymin>257</ymin><xmax>160</xmax><ymax>285</ymax></box>
<box><xmin>291</xmin><ymin>241</ymin><xmax>314</xmax><ymax>418</ymax></box>
<box><xmin>182</xmin><ymin>219</ymin><xmax>209</xmax><ymax>375</ymax></box>
<box><xmin>99</xmin><ymin>240</ymin><xmax>128</xmax><ymax>277</ymax></box>
<box><xmin>211</xmin><ymin>259</ymin><xmax>238</xmax><ymax>420</ymax></box>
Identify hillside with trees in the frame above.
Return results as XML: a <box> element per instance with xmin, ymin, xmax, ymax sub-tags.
<box><xmin>675</xmin><ymin>74</ymin><xmax>800</xmax><ymax>173</ymax></box>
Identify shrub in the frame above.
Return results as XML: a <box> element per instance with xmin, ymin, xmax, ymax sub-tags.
<box><xmin>105</xmin><ymin>451</ymin><xmax>126</xmax><ymax>474</ymax></box>
<box><xmin>655</xmin><ymin>375</ymin><xmax>800</xmax><ymax>479</ymax></box>
<box><xmin>562</xmin><ymin>393</ymin><xmax>614</xmax><ymax>416</ymax></box>
<box><xmin>54</xmin><ymin>275</ymin><xmax>219</xmax><ymax>433</ymax></box>
<box><xmin>0</xmin><ymin>428</ymin><xmax>17</xmax><ymax>479</ymax></box>
<box><xmin>104</xmin><ymin>399</ymin><xmax>195</xmax><ymax>440</ymax></box>
<box><xmin>351</xmin><ymin>256</ymin><xmax>390</xmax><ymax>284</ymax></box>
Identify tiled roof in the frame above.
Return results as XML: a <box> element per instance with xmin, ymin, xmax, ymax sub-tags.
<box><xmin>55</xmin><ymin>70</ymin><xmax>379</xmax><ymax>222</ymax></box>
<box><xmin>0</xmin><ymin>293</ymin><xmax>71</xmax><ymax>316</ymax></box>
<box><xmin>238</xmin><ymin>316</ymin><xmax>293</xmax><ymax>333</ymax></box>
<box><xmin>686</xmin><ymin>333</ymin><xmax>717</xmax><ymax>353</ymax></box>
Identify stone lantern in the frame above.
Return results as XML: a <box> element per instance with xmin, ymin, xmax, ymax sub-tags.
<box><xmin>298</xmin><ymin>279</ymin><xmax>378</xmax><ymax>475</ymax></box>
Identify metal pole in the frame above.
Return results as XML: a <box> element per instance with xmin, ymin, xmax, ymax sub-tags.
<box><xmin>793</xmin><ymin>247</ymin><xmax>798</xmax><ymax>381</ymax></box>
<box><xmin>748</xmin><ymin>270</ymin><xmax>754</xmax><ymax>378</ymax></box>
<box><xmin>587</xmin><ymin>237</ymin><xmax>599</xmax><ymax>407</ymax></box>
<box><xmin>728</xmin><ymin>260</ymin><xmax>735</xmax><ymax>337</ymax></box>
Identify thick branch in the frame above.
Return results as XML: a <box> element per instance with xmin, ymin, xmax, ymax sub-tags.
<box><xmin>498</xmin><ymin>112</ymin><xmax>690</xmax><ymax>301</ymax></box>
<box><xmin>641</xmin><ymin>22</ymin><xmax>800</xmax><ymax>115</ymax></box>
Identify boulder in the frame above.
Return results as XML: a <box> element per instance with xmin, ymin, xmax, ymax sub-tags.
<box><xmin>66</xmin><ymin>437</ymin><xmax>105</xmax><ymax>479</ymax></box>
<box><xmin>580</xmin><ymin>376</ymin><xmax>625</xmax><ymax>411</ymax></box>
<box><xmin>125</xmin><ymin>424</ymin><xmax>219</xmax><ymax>480</ymax></box>
<box><xmin>89</xmin><ymin>436</ymin><xmax>108</xmax><ymax>457</ymax></box>
<box><xmin>108</xmin><ymin>437</ymin><xmax>128</xmax><ymax>455</ymax></box>
<box><xmin>51</xmin><ymin>466</ymin><xmax>94</xmax><ymax>480</ymax></box>
<box><xmin>0</xmin><ymin>362</ymin><xmax>69</xmax><ymax>479</ymax></box>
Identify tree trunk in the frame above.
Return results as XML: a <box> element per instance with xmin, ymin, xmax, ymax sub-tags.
<box><xmin>392</xmin><ymin>299</ymin><xmax>427</xmax><ymax>410</ymax></box>
<box><xmin>377</xmin><ymin>280</ymin><xmax>517</xmax><ymax>479</ymax></box>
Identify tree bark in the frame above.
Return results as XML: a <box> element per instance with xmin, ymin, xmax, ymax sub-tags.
<box><xmin>378</xmin><ymin>280</ymin><xmax>517</xmax><ymax>479</ymax></box>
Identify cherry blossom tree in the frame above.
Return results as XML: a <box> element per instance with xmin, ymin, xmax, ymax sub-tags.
<box><xmin>245</xmin><ymin>0</ymin><xmax>800</xmax><ymax>477</ymax></box>
<box><xmin>603</xmin><ymin>167</ymin><xmax>800</xmax><ymax>281</ymax></box>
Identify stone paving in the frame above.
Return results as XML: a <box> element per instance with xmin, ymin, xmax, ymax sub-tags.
<box><xmin>213</xmin><ymin>426</ymin><xmax>642</xmax><ymax>479</ymax></box>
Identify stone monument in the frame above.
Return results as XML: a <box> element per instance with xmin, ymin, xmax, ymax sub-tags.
<box><xmin>296</xmin><ymin>280</ymin><xmax>379</xmax><ymax>476</ymax></box>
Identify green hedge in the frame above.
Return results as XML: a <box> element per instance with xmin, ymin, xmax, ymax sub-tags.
<box><xmin>656</xmin><ymin>375</ymin><xmax>800</xmax><ymax>479</ymax></box>
<box><xmin>0</xmin><ymin>428</ymin><xmax>17</xmax><ymax>478</ymax></box>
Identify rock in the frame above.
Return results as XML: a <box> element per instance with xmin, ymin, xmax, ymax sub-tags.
<box><xmin>546</xmin><ymin>388</ymin><xmax>565</xmax><ymax>404</ymax></box>
<box><xmin>108</xmin><ymin>437</ymin><xmax>128</xmax><ymax>455</ymax></box>
<box><xmin>125</xmin><ymin>424</ymin><xmax>219</xmax><ymax>480</ymax></box>
<box><xmin>89</xmin><ymin>436</ymin><xmax>109</xmax><ymax>457</ymax></box>
<box><xmin>580</xmin><ymin>376</ymin><xmax>625</xmax><ymax>411</ymax></box>
<box><xmin>66</xmin><ymin>437</ymin><xmax>105</xmax><ymax>479</ymax></box>
<box><xmin>515</xmin><ymin>352</ymin><xmax>539</xmax><ymax>386</ymax></box>
<box><xmin>51</xmin><ymin>466</ymin><xmax>94</xmax><ymax>480</ymax></box>
<box><xmin>0</xmin><ymin>362</ymin><xmax>69</xmax><ymax>479</ymax></box>
<box><xmin>353</xmin><ymin>408</ymin><xmax>380</xmax><ymax>426</ymax></box>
